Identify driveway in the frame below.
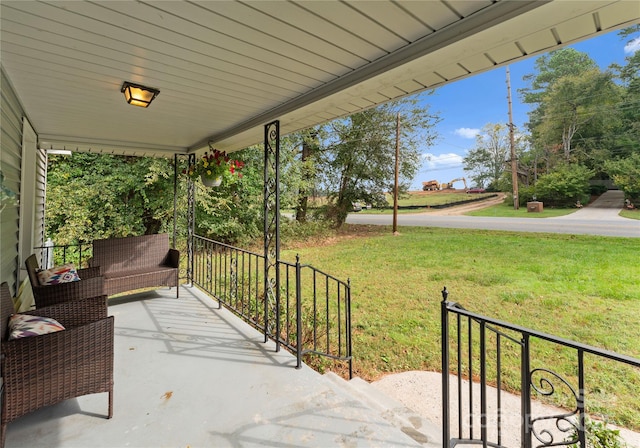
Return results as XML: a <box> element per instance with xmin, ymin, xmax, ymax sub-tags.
<box><xmin>346</xmin><ymin>190</ymin><xmax>640</xmax><ymax>238</ymax></box>
<box><xmin>551</xmin><ymin>189</ymin><xmax>626</xmax><ymax>220</ymax></box>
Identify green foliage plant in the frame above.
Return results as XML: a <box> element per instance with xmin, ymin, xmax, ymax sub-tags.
<box><xmin>604</xmin><ymin>153</ymin><xmax>640</xmax><ymax>202</ymax></box>
<box><xmin>567</xmin><ymin>417</ymin><xmax>627</xmax><ymax>448</ymax></box>
<box><xmin>534</xmin><ymin>164</ymin><xmax>594</xmax><ymax>207</ymax></box>
<box><xmin>184</xmin><ymin>149</ymin><xmax>244</xmax><ymax>183</ymax></box>
<box><xmin>190</xmin><ymin>146</ymin><xmax>261</xmax><ymax>246</ymax></box>
<box><xmin>46</xmin><ymin>153</ymin><xmax>176</xmax><ymax>242</ymax></box>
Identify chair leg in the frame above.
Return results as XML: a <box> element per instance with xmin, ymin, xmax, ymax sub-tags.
<box><xmin>1</xmin><ymin>421</ymin><xmax>6</xmax><ymax>448</ymax></box>
<box><xmin>108</xmin><ymin>386</ymin><xmax>113</xmax><ymax>419</ymax></box>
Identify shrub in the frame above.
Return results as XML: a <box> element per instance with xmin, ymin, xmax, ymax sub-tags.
<box><xmin>605</xmin><ymin>153</ymin><xmax>640</xmax><ymax>202</ymax></box>
<box><xmin>590</xmin><ymin>184</ymin><xmax>608</xmax><ymax>195</ymax></box>
<box><xmin>567</xmin><ymin>417</ymin><xmax>627</xmax><ymax>448</ymax></box>
<box><xmin>535</xmin><ymin>164</ymin><xmax>594</xmax><ymax>207</ymax></box>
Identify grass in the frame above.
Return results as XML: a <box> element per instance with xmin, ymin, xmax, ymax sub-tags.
<box><xmin>620</xmin><ymin>209</ymin><xmax>640</xmax><ymax>220</ymax></box>
<box><xmin>281</xmin><ymin>225</ymin><xmax>640</xmax><ymax>430</ymax></box>
<box><xmin>465</xmin><ymin>202</ymin><xmax>576</xmax><ymax>217</ymax></box>
<box><xmin>357</xmin><ymin>191</ymin><xmax>496</xmax><ymax>214</ymax></box>
<box><xmin>388</xmin><ymin>191</ymin><xmax>495</xmax><ymax>207</ymax></box>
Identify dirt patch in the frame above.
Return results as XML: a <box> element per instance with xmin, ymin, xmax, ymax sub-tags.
<box><xmin>283</xmin><ymin>224</ymin><xmax>387</xmax><ymax>250</ymax></box>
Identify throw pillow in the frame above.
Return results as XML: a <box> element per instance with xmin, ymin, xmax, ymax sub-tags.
<box><xmin>8</xmin><ymin>314</ymin><xmax>65</xmax><ymax>340</ymax></box>
<box><xmin>37</xmin><ymin>263</ymin><xmax>81</xmax><ymax>285</ymax></box>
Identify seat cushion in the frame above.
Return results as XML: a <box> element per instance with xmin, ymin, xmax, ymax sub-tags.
<box><xmin>103</xmin><ymin>266</ymin><xmax>175</xmax><ymax>280</ymax></box>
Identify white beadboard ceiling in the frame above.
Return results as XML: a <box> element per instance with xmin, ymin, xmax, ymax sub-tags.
<box><xmin>1</xmin><ymin>0</ymin><xmax>638</xmax><ymax>157</ymax></box>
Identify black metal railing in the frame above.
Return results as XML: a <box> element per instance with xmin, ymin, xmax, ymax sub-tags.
<box><xmin>192</xmin><ymin>235</ymin><xmax>352</xmax><ymax>378</ymax></box>
<box><xmin>33</xmin><ymin>242</ymin><xmax>93</xmax><ymax>268</ymax></box>
<box><xmin>441</xmin><ymin>287</ymin><xmax>640</xmax><ymax>448</ymax></box>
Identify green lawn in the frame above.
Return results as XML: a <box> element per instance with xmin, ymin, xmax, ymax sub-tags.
<box><xmin>357</xmin><ymin>192</ymin><xmax>496</xmax><ymax>214</ymax></box>
<box><xmin>620</xmin><ymin>209</ymin><xmax>640</xmax><ymax>220</ymax></box>
<box><xmin>282</xmin><ymin>225</ymin><xmax>640</xmax><ymax>429</ymax></box>
<box><xmin>465</xmin><ymin>202</ymin><xmax>577</xmax><ymax>217</ymax></box>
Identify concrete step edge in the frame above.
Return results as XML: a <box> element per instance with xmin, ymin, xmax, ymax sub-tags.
<box><xmin>323</xmin><ymin>372</ymin><xmax>441</xmax><ymax>447</ymax></box>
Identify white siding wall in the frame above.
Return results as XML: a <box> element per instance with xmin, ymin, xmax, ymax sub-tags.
<box><xmin>0</xmin><ymin>68</ymin><xmax>47</xmax><ymax>300</ymax></box>
<box><xmin>1</xmin><ymin>68</ymin><xmax>25</xmax><ymax>296</ymax></box>
<box><xmin>35</xmin><ymin>146</ymin><xmax>47</xmax><ymax>256</ymax></box>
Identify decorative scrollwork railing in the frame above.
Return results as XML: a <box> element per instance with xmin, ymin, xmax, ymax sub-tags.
<box><xmin>530</xmin><ymin>368</ymin><xmax>580</xmax><ymax>447</ymax></box>
<box><xmin>441</xmin><ymin>287</ymin><xmax>640</xmax><ymax>448</ymax></box>
<box><xmin>192</xmin><ymin>235</ymin><xmax>352</xmax><ymax>378</ymax></box>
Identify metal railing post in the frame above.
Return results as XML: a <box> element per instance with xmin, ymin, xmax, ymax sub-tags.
<box><xmin>578</xmin><ymin>350</ymin><xmax>586</xmax><ymax>448</ymax></box>
<box><xmin>295</xmin><ymin>255</ymin><xmax>302</xmax><ymax>369</ymax></box>
<box><xmin>264</xmin><ymin>120</ymin><xmax>281</xmax><ymax>349</ymax></box>
<box><xmin>480</xmin><ymin>321</ymin><xmax>487</xmax><ymax>448</ymax></box>
<box><xmin>187</xmin><ymin>153</ymin><xmax>195</xmax><ymax>285</ymax></box>
<box><xmin>441</xmin><ymin>286</ymin><xmax>450</xmax><ymax>448</ymax></box>
<box><xmin>172</xmin><ymin>153</ymin><xmax>178</xmax><ymax>249</ymax></box>
<box><xmin>347</xmin><ymin>278</ymin><xmax>353</xmax><ymax>379</ymax></box>
<box><xmin>521</xmin><ymin>333</ymin><xmax>532</xmax><ymax>448</ymax></box>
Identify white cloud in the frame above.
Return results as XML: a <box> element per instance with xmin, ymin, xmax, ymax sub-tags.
<box><xmin>454</xmin><ymin>127</ymin><xmax>480</xmax><ymax>139</ymax></box>
<box><xmin>624</xmin><ymin>37</ymin><xmax>640</xmax><ymax>54</ymax></box>
<box><xmin>423</xmin><ymin>153</ymin><xmax>464</xmax><ymax>169</ymax></box>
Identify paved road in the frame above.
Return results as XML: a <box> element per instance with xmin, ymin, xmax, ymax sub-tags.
<box><xmin>346</xmin><ymin>190</ymin><xmax>640</xmax><ymax>238</ymax></box>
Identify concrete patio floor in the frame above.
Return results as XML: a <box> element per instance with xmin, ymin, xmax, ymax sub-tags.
<box><xmin>5</xmin><ymin>285</ymin><xmax>438</xmax><ymax>448</ymax></box>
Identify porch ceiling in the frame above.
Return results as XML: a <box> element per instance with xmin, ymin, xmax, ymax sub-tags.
<box><xmin>1</xmin><ymin>1</ymin><xmax>638</xmax><ymax>158</ymax></box>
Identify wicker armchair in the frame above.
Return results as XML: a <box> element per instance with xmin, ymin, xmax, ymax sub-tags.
<box><xmin>1</xmin><ymin>282</ymin><xmax>114</xmax><ymax>447</ymax></box>
<box><xmin>25</xmin><ymin>254</ymin><xmax>104</xmax><ymax>308</ymax></box>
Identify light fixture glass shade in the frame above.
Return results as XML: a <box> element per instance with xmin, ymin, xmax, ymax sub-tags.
<box><xmin>121</xmin><ymin>81</ymin><xmax>160</xmax><ymax>108</ymax></box>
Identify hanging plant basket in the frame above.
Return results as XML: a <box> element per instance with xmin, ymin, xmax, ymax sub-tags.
<box><xmin>201</xmin><ymin>174</ymin><xmax>222</xmax><ymax>187</ymax></box>
<box><xmin>183</xmin><ymin>146</ymin><xmax>245</xmax><ymax>186</ymax></box>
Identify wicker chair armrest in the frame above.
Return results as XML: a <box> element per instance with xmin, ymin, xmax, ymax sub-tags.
<box><xmin>33</xmin><ymin>275</ymin><xmax>104</xmax><ymax>308</ymax></box>
<box><xmin>24</xmin><ymin>295</ymin><xmax>108</xmax><ymax>327</ymax></box>
<box><xmin>2</xmin><ymin>316</ymin><xmax>114</xmax><ymax>358</ymax></box>
<box><xmin>1</xmin><ymin>316</ymin><xmax>114</xmax><ymax>420</ymax></box>
<box><xmin>165</xmin><ymin>249</ymin><xmax>180</xmax><ymax>268</ymax></box>
<box><xmin>77</xmin><ymin>266</ymin><xmax>101</xmax><ymax>279</ymax></box>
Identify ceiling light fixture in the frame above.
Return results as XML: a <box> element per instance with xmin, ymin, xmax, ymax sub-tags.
<box><xmin>121</xmin><ymin>81</ymin><xmax>160</xmax><ymax>108</ymax></box>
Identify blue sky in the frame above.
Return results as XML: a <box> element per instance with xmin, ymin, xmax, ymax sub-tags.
<box><xmin>410</xmin><ymin>28</ymin><xmax>640</xmax><ymax>190</ymax></box>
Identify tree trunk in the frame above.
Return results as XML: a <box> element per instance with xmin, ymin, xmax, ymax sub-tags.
<box><xmin>295</xmin><ymin>132</ymin><xmax>319</xmax><ymax>223</ymax></box>
<box><xmin>295</xmin><ymin>134</ymin><xmax>314</xmax><ymax>222</ymax></box>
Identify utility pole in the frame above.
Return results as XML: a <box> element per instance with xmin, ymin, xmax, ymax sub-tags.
<box><xmin>393</xmin><ymin>112</ymin><xmax>400</xmax><ymax>234</ymax></box>
<box><xmin>506</xmin><ymin>66</ymin><xmax>519</xmax><ymax>210</ymax></box>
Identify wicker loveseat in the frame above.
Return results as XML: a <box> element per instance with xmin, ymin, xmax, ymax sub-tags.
<box><xmin>1</xmin><ymin>282</ymin><xmax>114</xmax><ymax>447</ymax></box>
<box><xmin>25</xmin><ymin>254</ymin><xmax>104</xmax><ymax>308</ymax></box>
<box><xmin>90</xmin><ymin>233</ymin><xmax>180</xmax><ymax>297</ymax></box>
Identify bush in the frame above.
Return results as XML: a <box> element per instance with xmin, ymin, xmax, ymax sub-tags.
<box><xmin>605</xmin><ymin>153</ymin><xmax>640</xmax><ymax>202</ymax></box>
<box><xmin>567</xmin><ymin>417</ymin><xmax>626</xmax><ymax>448</ymax></box>
<box><xmin>534</xmin><ymin>164</ymin><xmax>594</xmax><ymax>207</ymax></box>
<box><xmin>590</xmin><ymin>184</ymin><xmax>608</xmax><ymax>195</ymax></box>
<box><xmin>516</xmin><ymin>185</ymin><xmax>538</xmax><ymax>207</ymax></box>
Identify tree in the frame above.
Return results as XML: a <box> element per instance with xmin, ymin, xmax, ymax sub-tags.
<box><xmin>604</xmin><ymin>153</ymin><xmax>640</xmax><ymax>202</ymax></box>
<box><xmin>46</xmin><ymin>153</ymin><xmax>175</xmax><ymax>244</ymax></box>
<box><xmin>190</xmin><ymin>146</ymin><xmax>262</xmax><ymax>245</ymax></box>
<box><xmin>520</xmin><ymin>48</ymin><xmax>599</xmax><ymax>151</ymax></box>
<box><xmin>520</xmin><ymin>48</ymin><xmax>598</xmax><ymax>105</ymax></box>
<box><xmin>609</xmin><ymin>42</ymin><xmax>640</xmax><ymax>158</ymax></box>
<box><xmin>535</xmin><ymin>69</ymin><xmax>620</xmax><ymax>161</ymax></box>
<box><xmin>463</xmin><ymin>123</ymin><xmax>528</xmax><ymax>189</ymax></box>
<box><xmin>534</xmin><ymin>163</ymin><xmax>594</xmax><ymax>207</ymax></box>
<box><xmin>317</xmin><ymin>97</ymin><xmax>440</xmax><ymax>227</ymax></box>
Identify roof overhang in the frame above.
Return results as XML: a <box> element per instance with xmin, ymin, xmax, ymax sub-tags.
<box><xmin>1</xmin><ymin>1</ymin><xmax>638</xmax><ymax>157</ymax></box>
